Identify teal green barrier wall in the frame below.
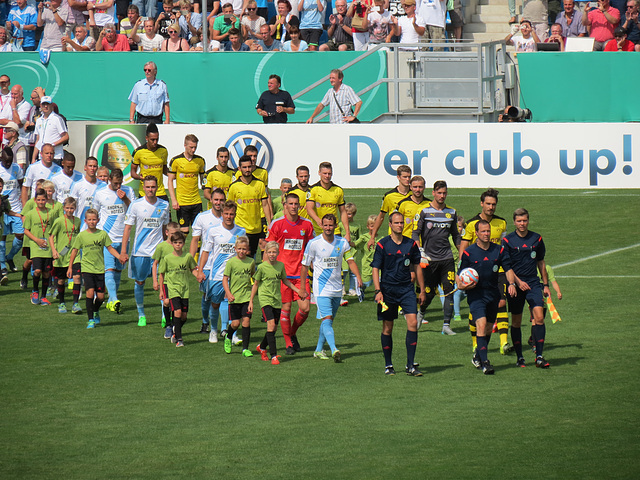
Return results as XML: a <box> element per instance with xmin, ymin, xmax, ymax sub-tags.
<box><xmin>0</xmin><ymin>52</ymin><xmax>388</xmax><ymax>124</ymax></box>
<box><xmin>517</xmin><ymin>52</ymin><xmax>640</xmax><ymax>123</ymax></box>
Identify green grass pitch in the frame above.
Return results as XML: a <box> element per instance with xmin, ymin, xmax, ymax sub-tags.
<box><xmin>1</xmin><ymin>188</ymin><xmax>639</xmax><ymax>479</ymax></box>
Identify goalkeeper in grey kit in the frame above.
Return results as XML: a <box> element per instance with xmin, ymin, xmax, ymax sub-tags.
<box><xmin>411</xmin><ymin>181</ymin><xmax>462</xmax><ymax>335</ymax></box>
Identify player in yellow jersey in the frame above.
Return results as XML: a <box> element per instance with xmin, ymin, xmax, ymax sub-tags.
<box><xmin>203</xmin><ymin>147</ymin><xmax>236</xmax><ymax>205</ymax></box>
<box><xmin>367</xmin><ymin>165</ymin><xmax>412</xmax><ymax>250</ymax></box>
<box><xmin>234</xmin><ymin>145</ymin><xmax>272</xmax><ymax>221</ymax></box>
<box><xmin>395</xmin><ymin>176</ymin><xmax>430</xmax><ymax>238</ymax></box>
<box><xmin>288</xmin><ymin>165</ymin><xmax>312</xmax><ymax>220</ymax></box>
<box><xmin>306</xmin><ymin>161</ymin><xmax>351</xmax><ymax>243</ymax></box>
<box><xmin>458</xmin><ymin>188</ymin><xmax>511</xmax><ymax>354</ymax></box>
<box><xmin>168</xmin><ymin>134</ymin><xmax>206</xmax><ymax>235</ymax></box>
<box><xmin>131</xmin><ymin>123</ymin><xmax>169</xmax><ymax>199</ymax></box>
<box><xmin>227</xmin><ymin>155</ymin><xmax>271</xmax><ymax>258</ymax></box>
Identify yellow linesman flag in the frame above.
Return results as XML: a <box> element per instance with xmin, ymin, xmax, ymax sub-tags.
<box><xmin>546</xmin><ymin>297</ymin><xmax>562</xmax><ymax>323</ymax></box>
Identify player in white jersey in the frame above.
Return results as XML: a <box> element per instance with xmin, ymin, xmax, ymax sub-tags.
<box><xmin>0</xmin><ymin>146</ymin><xmax>24</xmax><ymax>275</ymax></box>
<box><xmin>51</xmin><ymin>151</ymin><xmax>83</xmax><ymax>203</ymax></box>
<box><xmin>69</xmin><ymin>157</ymin><xmax>106</xmax><ymax>230</ymax></box>
<box><xmin>121</xmin><ymin>175</ymin><xmax>170</xmax><ymax>326</ymax></box>
<box><xmin>197</xmin><ymin>201</ymin><xmax>246</xmax><ymax>341</ymax></box>
<box><xmin>300</xmin><ymin>213</ymin><xmax>363</xmax><ymax>363</ymax></box>
<box><xmin>93</xmin><ymin>168</ymin><xmax>136</xmax><ymax>314</ymax></box>
<box><xmin>189</xmin><ymin>188</ymin><xmax>225</xmax><ymax>341</ymax></box>
<box><xmin>21</xmin><ymin>144</ymin><xmax>61</xmax><ymax>205</ymax></box>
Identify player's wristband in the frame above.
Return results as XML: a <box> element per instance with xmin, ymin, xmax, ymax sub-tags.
<box><xmin>543</xmin><ymin>284</ymin><xmax>549</xmax><ymax>287</ymax></box>
<box><xmin>374</xmin><ymin>289</ymin><xmax>381</xmax><ymax>294</ymax></box>
<box><xmin>509</xmin><ymin>283</ymin><xmax>516</xmax><ymax>286</ymax></box>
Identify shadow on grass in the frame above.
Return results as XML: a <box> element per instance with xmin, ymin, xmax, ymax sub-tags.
<box><xmin>422</xmin><ymin>363</ymin><xmax>465</xmax><ymax>374</ymax></box>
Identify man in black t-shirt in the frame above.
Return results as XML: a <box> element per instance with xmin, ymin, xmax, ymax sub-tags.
<box><xmin>255</xmin><ymin>74</ymin><xmax>296</xmax><ymax>124</ymax></box>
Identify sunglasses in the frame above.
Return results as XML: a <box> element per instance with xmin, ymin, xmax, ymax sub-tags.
<box><xmin>144</xmin><ymin>68</ymin><xmax>153</xmax><ymax>72</ymax></box>
<box><xmin>169</xmin><ymin>30</ymin><xmax>178</xmax><ymax>34</ymax></box>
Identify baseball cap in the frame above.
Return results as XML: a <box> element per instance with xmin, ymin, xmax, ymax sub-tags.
<box><xmin>3</xmin><ymin>121</ymin><xmax>19</xmax><ymax>132</ymax></box>
<box><xmin>614</xmin><ymin>26</ymin><xmax>627</xmax><ymax>37</ymax></box>
<box><xmin>41</xmin><ymin>96</ymin><xmax>53</xmax><ymax>104</ymax></box>
<box><xmin>403</xmin><ymin>0</ymin><xmax>416</xmax><ymax>5</ymax></box>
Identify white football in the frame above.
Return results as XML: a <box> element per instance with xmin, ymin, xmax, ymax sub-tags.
<box><xmin>459</xmin><ymin>267</ymin><xmax>479</xmax><ymax>287</ymax></box>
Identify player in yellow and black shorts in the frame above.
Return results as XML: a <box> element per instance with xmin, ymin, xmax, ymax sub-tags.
<box><xmin>167</xmin><ymin>134</ymin><xmax>206</xmax><ymax>235</ymax></box>
<box><xmin>367</xmin><ymin>165</ymin><xmax>411</xmax><ymax>249</ymax></box>
<box><xmin>305</xmin><ymin>161</ymin><xmax>351</xmax><ymax>243</ymax></box>
<box><xmin>458</xmin><ymin>188</ymin><xmax>511</xmax><ymax>354</ymax></box>
<box><xmin>228</xmin><ymin>155</ymin><xmax>271</xmax><ymax>257</ymax></box>
<box><xmin>203</xmin><ymin>146</ymin><xmax>236</xmax><ymax>207</ymax></box>
<box><xmin>131</xmin><ymin>123</ymin><xmax>169</xmax><ymax>201</ymax></box>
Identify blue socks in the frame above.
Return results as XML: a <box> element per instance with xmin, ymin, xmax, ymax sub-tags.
<box><xmin>0</xmin><ymin>240</ymin><xmax>6</xmax><ymax>269</ymax></box>
<box><xmin>134</xmin><ymin>282</ymin><xmax>145</xmax><ymax>316</ymax></box>
<box><xmin>200</xmin><ymin>296</ymin><xmax>209</xmax><ymax>325</ymax></box>
<box><xmin>105</xmin><ymin>270</ymin><xmax>117</xmax><ymax>303</ymax></box>
<box><xmin>320</xmin><ymin>319</ymin><xmax>337</xmax><ymax>353</ymax></box>
<box><xmin>220</xmin><ymin>300</ymin><xmax>229</xmax><ymax>331</ymax></box>
<box><xmin>381</xmin><ymin>333</ymin><xmax>393</xmax><ymax>366</ymax></box>
<box><xmin>209</xmin><ymin>304</ymin><xmax>219</xmax><ymax>332</ymax></box>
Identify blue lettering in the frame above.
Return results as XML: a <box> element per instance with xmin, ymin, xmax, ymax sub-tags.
<box><xmin>623</xmin><ymin>134</ymin><xmax>632</xmax><ymax>175</ymax></box>
<box><xmin>483</xmin><ymin>150</ymin><xmax>508</xmax><ymax>175</ymax></box>
<box><xmin>559</xmin><ymin>150</ymin><xmax>583</xmax><ymax>175</ymax></box>
<box><xmin>445</xmin><ymin>150</ymin><xmax>465</xmax><ymax>175</ymax></box>
<box><xmin>349</xmin><ymin>136</ymin><xmax>379</xmax><ymax>175</ymax></box>
<box><xmin>383</xmin><ymin>150</ymin><xmax>409</xmax><ymax>175</ymax></box>
<box><xmin>589</xmin><ymin>149</ymin><xmax>616</xmax><ymax>186</ymax></box>
<box><xmin>513</xmin><ymin>133</ymin><xmax>540</xmax><ymax>175</ymax></box>
<box><xmin>470</xmin><ymin>133</ymin><xmax>478</xmax><ymax>175</ymax></box>
<box><xmin>412</xmin><ymin>150</ymin><xmax>428</xmax><ymax>175</ymax></box>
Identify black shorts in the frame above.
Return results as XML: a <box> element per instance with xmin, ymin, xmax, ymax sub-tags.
<box><xmin>22</xmin><ymin>246</ymin><xmax>31</xmax><ymax>260</ymax></box>
<box><xmin>157</xmin><ymin>195</ymin><xmax>169</xmax><ymax>202</ymax></box>
<box><xmin>378</xmin><ymin>285</ymin><xmax>417</xmax><ymax>321</ymax></box>
<box><xmin>247</xmin><ymin>232</ymin><xmax>265</xmax><ymax>258</ymax></box>
<box><xmin>54</xmin><ymin>263</ymin><xmax>80</xmax><ymax>279</ymax></box>
<box><xmin>176</xmin><ymin>203</ymin><xmax>202</xmax><ymax>229</ymax></box>
<box><xmin>324</xmin><ymin>38</ymin><xmax>354</xmax><ymax>51</ymax></box>
<box><xmin>300</xmin><ymin>28</ymin><xmax>323</xmax><ymax>46</ymax></box>
<box><xmin>31</xmin><ymin>257</ymin><xmax>52</xmax><ymax>273</ymax></box>
<box><xmin>261</xmin><ymin>305</ymin><xmax>281</xmax><ymax>323</ymax></box>
<box><xmin>508</xmin><ymin>281</ymin><xmax>544</xmax><ymax>315</ymax></box>
<box><xmin>115</xmin><ymin>0</ymin><xmax>129</xmax><ymax>17</ymax></box>
<box><xmin>169</xmin><ymin>297</ymin><xmax>189</xmax><ymax>313</ymax></box>
<box><xmin>83</xmin><ymin>272</ymin><xmax>105</xmax><ymax>293</ymax></box>
<box><xmin>422</xmin><ymin>258</ymin><xmax>456</xmax><ymax>295</ymax></box>
<box><xmin>229</xmin><ymin>302</ymin><xmax>250</xmax><ymax>321</ymax></box>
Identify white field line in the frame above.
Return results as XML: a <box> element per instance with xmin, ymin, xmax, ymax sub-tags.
<box><xmin>552</xmin><ymin>243</ymin><xmax>640</xmax><ymax>270</ymax></box>
<box><xmin>556</xmin><ymin>275</ymin><xmax>640</xmax><ymax>279</ymax></box>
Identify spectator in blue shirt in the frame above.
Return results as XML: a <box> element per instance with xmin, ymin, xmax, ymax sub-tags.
<box><xmin>298</xmin><ymin>0</ymin><xmax>325</xmax><ymax>50</ymax></box>
<box><xmin>6</xmin><ymin>0</ymin><xmax>38</xmax><ymax>51</ymax></box>
<box><xmin>128</xmin><ymin>62</ymin><xmax>170</xmax><ymax>125</ymax></box>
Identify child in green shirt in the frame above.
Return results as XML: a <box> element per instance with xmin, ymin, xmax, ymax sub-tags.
<box><xmin>23</xmin><ymin>188</ymin><xmax>55</xmax><ymax>306</ymax></box>
<box><xmin>68</xmin><ymin>209</ymin><xmax>122</xmax><ymax>329</ymax></box>
<box><xmin>49</xmin><ymin>197</ymin><xmax>82</xmax><ymax>314</ymax></box>
<box><xmin>355</xmin><ymin>214</ymin><xmax>378</xmax><ymax>292</ymax></box>
<box><xmin>222</xmin><ymin>236</ymin><xmax>256</xmax><ymax>357</ymax></box>
<box><xmin>250</xmin><ymin>241</ymin><xmax>306</xmax><ymax>364</ymax></box>
<box><xmin>158</xmin><ymin>231</ymin><xmax>198</xmax><ymax>348</ymax></box>
<box><xmin>342</xmin><ymin>202</ymin><xmax>362</xmax><ymax>299</ymax></box>
<box><xmin>152</xmin><ymin>221</ymin><xmax>182</xmax><ymax>336</ymax></box>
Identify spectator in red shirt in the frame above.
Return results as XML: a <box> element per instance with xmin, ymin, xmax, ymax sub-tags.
<box><xmin>96</xmin><ymin>23</ymin><xmax>131</xmax><ymax>51</ymax></box>
<box><xmin>582</xmin><ymin>0</ymin><xmax>620</xmax><ymax>50</ymax></box>
<box><xmin>604</xmin><ymin>25</ymin><xmax>636</xmax><ymax>49</ymax></box>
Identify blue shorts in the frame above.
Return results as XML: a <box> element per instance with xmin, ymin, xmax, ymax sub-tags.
<box><xmin>129</xmin><ymin>256</ymin><xmax>153</xmax><ymax>282</ymax></box>
<box><xmin>316</xmin><ymin>296</ymin><xmax>341</xmax><ymax>320</ymax></box>
<box><xmin>205</xmin><ymin>279</ymin><xmax>225</xmax><ymax>304</ymax></box>
<box><xmin>104</xmin><ymin>242</ymin><xmax>124</xmax><ymax>271</ymax></box>
<box><xmin>199</xmin><ymin>269</ymin><xmax>210</xmax><ymax>294</ymax></box>
<box><xmin>468</xmin><ymin>289</ymin><xmax>500</xmax><ymax>322</ymax></box>
<box><xmin>507</xmin><ymin>281</ymin><xmax>544</xmax><ymax>314</ymax></box>
<box><xmin>378</xmin><ymin>285</ymin><xmax>417</xmax><ymax>321</ymax></box>
<box><xmin>3</xmin><ymin>214</ymin><xmax>24</xmax><ymax>235</ymax></box>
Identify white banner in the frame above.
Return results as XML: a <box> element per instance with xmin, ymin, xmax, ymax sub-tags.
<box><xmin>156</xmin><ymin>123</ymin><xmax>639</xmax><ymax>189</ymax></box>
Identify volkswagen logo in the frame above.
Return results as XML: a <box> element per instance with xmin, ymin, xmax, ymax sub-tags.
<box><xmin>225</xmin><ymin>130</ymin><xmax>274</xmax><ymax>172</ymax></box>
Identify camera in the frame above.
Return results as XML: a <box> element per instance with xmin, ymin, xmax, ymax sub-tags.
<box><xmin>506</xmin><ymin>106</ymin><xmax>532</xmax><ymax>121</ymax></box>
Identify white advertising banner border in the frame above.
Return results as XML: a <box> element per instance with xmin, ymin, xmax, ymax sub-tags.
<box><xmin>156</xmin><ymin>124</ymin><xmax>639</xmax><ymax>189</ymax></box>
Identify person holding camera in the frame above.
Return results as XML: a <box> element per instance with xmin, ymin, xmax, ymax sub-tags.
<box><xmin>348</xmin><ymin>0</ymin><xmax>374</xmax><ymax>50</ymax></box>
<box><xmin>86</xmin><ymin>0</ymin><xmax>115</xmax><ymax>39</ymax></box>
<box><xmin>96</xmin><ymin>22</ymin><xmax>131</xmax><ymax>50</ymax></box>
<box><xmin>212</xmin><ymin>2</ymin><xmax>241</xmax><ymax>48</ymax></box>
<box><xmin>306</xmin><ymin>69</ymin><xmax>362</xmax><ymax>124</ymax></box>
<box><xmin>256</xmin><ymin>74</ymin><xmax>296</xmax><ymax>124</ymax></box>
<box><xmin>582</xmin><ymin>0</ymin><xmax>621</xmax><ymax>50</ymax></box>
<box><xmin>37</xmin><ymin>0</ymin><xmax>67</xmax><ymax>52</ymax></box>
<box><xmin>156</xmin><ymin>0</ymin><xmax>177</xmax><ymax>39</ymax></box>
